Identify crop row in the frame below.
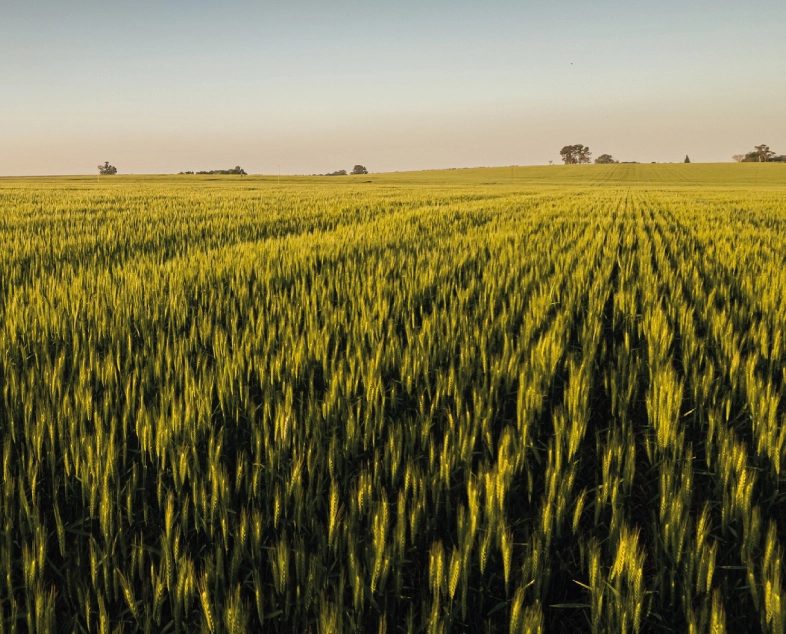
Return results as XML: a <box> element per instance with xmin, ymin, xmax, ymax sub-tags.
<box><xmin>0</xmin><ymin>181</ymin><xmax>784</xmax><ymax>632</ymax></box>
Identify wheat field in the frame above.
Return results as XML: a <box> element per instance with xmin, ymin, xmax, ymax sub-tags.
<box><xmin>1</xmin><ymin>163</ymin><xmax>785</xmax><ymax>633</ymax></box>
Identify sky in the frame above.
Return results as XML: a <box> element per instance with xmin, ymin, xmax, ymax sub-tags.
<box><xmin>1</xmin><ymin>0</ymin><xmax>785</xmax><ymax>175</ymax></box>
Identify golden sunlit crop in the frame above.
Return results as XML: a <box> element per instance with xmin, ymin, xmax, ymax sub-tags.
<box><xmin>1</xmin><ymin>163</ymin><xmax>785</xmax><ymax>633</ymax></box>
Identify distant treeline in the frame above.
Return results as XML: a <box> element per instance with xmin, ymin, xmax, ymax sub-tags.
<box><xmin>739</xmin><ymin>154</ymin><xmax>785</xmax><ymax>163</ymax></box>
<box><xmin>179</xmin><ymin>166</ymin><xmax>247</xmax><ymax>175</ymax></box>
<box><xmin>733</xmin><ymin>145</ymin><xmax>784</xmax><ymax>163</ymax></box>
<box><xmin>320</xmin><ymin>166</ymin><xmax>368</xmax><ymax>176</ymax></box>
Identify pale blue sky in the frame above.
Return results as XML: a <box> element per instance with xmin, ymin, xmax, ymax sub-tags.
<box><xmin>2</xmin><ymin>0</ymin><xmax>784</xmax><ymax>175</ymax></box>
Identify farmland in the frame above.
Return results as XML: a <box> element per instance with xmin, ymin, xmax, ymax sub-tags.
<box><xmin>1</xmin><ymin>163</ymin><xmax>785</xmax><ymax>633</ymax></box>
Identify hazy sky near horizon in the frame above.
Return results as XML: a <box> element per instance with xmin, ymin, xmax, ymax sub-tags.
<box><xmin>2</xmin><ymin>0</ymin><xmax>785</xmax><ymax>175</ymax></box>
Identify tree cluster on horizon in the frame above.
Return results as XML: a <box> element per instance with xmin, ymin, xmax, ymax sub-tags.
<box><xmin>733</xmin><ymin>145</ymin><xmax>785</xmax><ymax>163</ymax></box>
<box><xmin>594</xmin><ymin>153</ymin><xmax>618</xmax><ymax>164</ymax></box>
<box><xmin>179</xmin><ymin>166</ymin><xmax>247</xmax><ymax>175</ymax></box>
<box><xmin>559</xmin><ymin>145</ymin><xmax>592</xmax><ymax>164</ymax></box>
<box><xmin>559</xmin><ymin>142</ymin><xmax>786</xmax><ymax>167</ymax></box>
<box><xmin>323</xmin><ymin>165</ymin><xmax>368</xmax><ymax>176</ymax></box>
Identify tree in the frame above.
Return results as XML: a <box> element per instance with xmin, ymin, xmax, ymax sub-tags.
<box><xmin>559</xmin><ymin>146</ymin><xmax>576</xmax><ymax>164</ymax></box>
<box><xmin>754</xmin><ymin>144</ymin><xmax>775</xmax><ymax>162</ymax></box>
<box><xmin>740</xmin><ymin>144</ymin><xmax>779</xmax><ymax>162</ymax></box>
<box><xmin>98</xmin><ymin>161</ymin><xmax>117</xmax><ymax>175</ymax></box>
<box><xmin>559</xmin><ymin>144</ymin><xmax>591</xmax><ymax>165</ymax></box>
<box><xmin>594</xmin><ymin>154</ymin><xmax>617</xmax><ymax>164</ymax></box>
<box><xmin>732</xmin><ymin>154</ymin><xmax>745</xmax><ymax>163</ymax></box>
<box><xmin>351</xmin><ymin>165</ymin><xmax>368</xmax><ymax>175</ymax></box>
<box><xmin>684</xmin><ymin>155</ymin><xmax>691</xmax><ymax>163</ymax></box>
